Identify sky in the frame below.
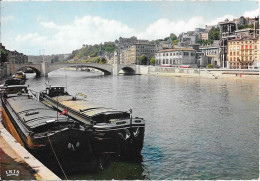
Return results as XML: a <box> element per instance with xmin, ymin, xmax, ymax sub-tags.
<box><xmin>1</xmin><ymin>1</ymin><xmax>259</xmax><ymax>55</ymax></box>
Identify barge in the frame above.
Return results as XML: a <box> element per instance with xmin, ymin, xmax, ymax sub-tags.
<box><xmin>40</xmin><ymin>86</ymin><xmax>145</xmax><ymax>159</ymax></box>
<box><xmin>0</xmin><ymin>85</ymin><xmax>94</xmax><ymax>173</ymax></box>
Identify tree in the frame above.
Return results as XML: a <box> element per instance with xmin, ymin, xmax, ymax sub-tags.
<box><xmin>139</xmin><ymin>54</ymin><xmax>148</xmax><ymax>65</ymax></box>
<box><xmin>0</xmin><ymin>49</ymin><xmax>8</xmax><ymax>63</ymax></box>
<box><xmin>170</xmin><ymin>33</ymin><xmax>177</xmax><ymax>41</ymax></box>
<box><xmin>103</xmin><ymin>42</ymin><xmax>117</xmax><ymax>53</ymax></box>
<box><xmin>150</xmin><ymin>57</ymin><xmax>155</xmax><ymax>66</ymax></box>
<box><xmin>207</xmin><ymin>64</ymin><xmax>213</xmax><ymax>68</ymax></box>
<box><xmin>98</xmin><ymin>57</ymin><xmax>106</xmax><ymax>64</ymax></box>
<box><xmin>172</xmin><ymin>39</ymin><xmax>178</xmax><ymax>45</ymax></box>
<box><xmin>209</xmin><ymin>27</ymin><xmax>220</xmax><ymax>40</ymax></box>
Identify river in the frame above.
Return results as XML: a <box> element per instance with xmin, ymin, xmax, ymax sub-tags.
<box><xmin>25</xmin><ymin>69</ymin><xmax>258</xmax><ymax>180</ymax></box>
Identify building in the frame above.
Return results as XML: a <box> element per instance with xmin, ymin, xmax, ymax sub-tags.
<box><xmin>227</xmin><ymin>37</ymin><xmax>259</xmax><ymax>69</ymax></box>
<box><xmin>178</xmin><ymin>32</ymin><xmax>199</xmax><ymax>47</ymax></box>
<box><xmin>155</xmin><ymin>48</ymin><xmax>197</xmax><ymax>67</ymax></box>
<box><xmin>7</xmin><ymin>50</ymin><xmax>28</xmax><ymax>64</ymax></box>
<box><xmin>199</xmin><ymin>46</ymin><xmax>221</xmax><ymax>68</ymax></box>
<box><xmin>219</xmin><ymin>19</ymin><xmax>237</xmax><ymax>68</ymax></box>
<box><xmin>155</xmin><ymin>39</ymin><xmax>173</xmax><ymax>52</ymax></box>
<box><xmin>233</xmin><ymin>16</ymin><xmax>258</xmax><ymax>27</ymax></box>
<box><xmin>115</xmin><ymin>36</ymin><xmax>149</xmax><ymax>48</ymax></box>
<box><xmin>218</xmin><ymin>17</ymin><xmax>259</xmax><ymax>68</ymax></box>
<box><xmin>201</xmin><ymin>32</ymin><xmax>209</xmax><ymax>40</ymax></box>
<box><xmin>196</xmin><ymin>52</ymin><xmax>208</xmax><ymax>68</ymax></box>
<box><xmin>28</xmin><ymin>54</ymin><xmax>69</xmax><ymax>63</ymax></box>
<box><xmin>120</xmin><ymin>43</ymin><xmax>155</xmax><ymax>64</ymax></box>
<box><xmin>0</xmin><ymin>44</ymin><xmax>28</xmax><ymax>64</ymax></box>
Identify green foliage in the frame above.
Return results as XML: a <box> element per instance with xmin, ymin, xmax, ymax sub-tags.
<box><xmin>198</xmin><ymin>27</ymin><xmax>220</xmax><ymax>46</ymax></box>
<box><xmin>94</xmin><ymin>57</ymin><xmax>106</xmax><ymax>64</ymax></box>
<box><xmin>207</xmin><ymin>64</ymin><xmax>213</xmax><ymax>68</ymax></box>
<box><xmin>71</xmin><ymin>43</ymin><xmax>117</xmax><ymax>60</ymax></box>
<box><xmin>197</xmin><ymin>39</ymin><xmax>213</xmax><ymax>46</ymax></box>
<box><xmin>103</xmin><ymin>43</ymin><xmax>117</xmax><ymax>53</ymax></box>
<box><xmin>170</xmin><ymin>33</ymin><xmax>177</xmax><ymax>41</ymax></box>
<box><xmin>150</xmin><ymin>57</ymin><xmax>155</xmax><ymax>66</ymax></box>
<box><xmin>73</xmin><ymin>44</ymin><xmax>99</xmax><ymax>59</ymax></box>
<box><xmin>238</xmin><ymin>24</ymin><xmax>254</xmax><ymax>30</ymax></box>
<box><xmin>209</xmin><ymin>27</ymin><xmax>220</xmax><ymax>40</ymax></box>
<box><xmin>172</xmin><ymin>39</ymin><xmax>178</xmax><ymax>45</ymax></box>
<box><xmin>139</xmin><ymin>54</ymin><xmax>148</xmax><ymax>65</ymax></box>
<box><xmin>0</xmin><ymin>49</ymin><xmax>8</xmax><ymax>63</ymax></box>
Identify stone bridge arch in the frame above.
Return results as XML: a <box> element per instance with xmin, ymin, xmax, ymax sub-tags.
<box><xmin>118</xmin><ymin>66</ymin><xmax>136</xmax><ymax>75</ymax></box>
<box><xmin>15</xmin><ymin>66</ymin><xmax>42</xmax><ymax>77</ymax></box>
<box><xmin>11</xmin><ymin>63</ymin><xmax>42</xmax><ymax>77</ymax></box>
<box><xmin>47</xmin><ymin>63</ymin><xmax>113</xmax><ymax>75</ymax></box>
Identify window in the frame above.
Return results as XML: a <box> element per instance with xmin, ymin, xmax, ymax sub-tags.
<box><xmin>183</xmin><ymin>52</ymin><xmax>189</xmax><ymax>56</ymax></box>
<box><xmin>170</xmin><ymin>53</ymin><xmax>172</xmax><ymax>56</ymax></box>
<box><xmin>166</xmin><ymin>53</ymin><xmax>168</xmax><ymax>56</ymax></box>
<box><xmin>230</xmin><ymin>57</ymin><xmax>232</xmax><ymax>61</ymax></box>
<box><xmin>173</xmin><ymin>53</ymin><xmax>175</xmax><ymax>56</ymax></box>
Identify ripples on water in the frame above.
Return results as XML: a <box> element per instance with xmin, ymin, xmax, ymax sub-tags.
<box><xmin>26</xmin><ymin>69</ymin><xmax>259</xmax><ymax>180</ymax></box>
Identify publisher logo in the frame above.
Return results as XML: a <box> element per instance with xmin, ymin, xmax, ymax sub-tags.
<box><xmin>5</xmin><ymin>170</ymin><xmax>19</xmax><ymax>177</ymax></box>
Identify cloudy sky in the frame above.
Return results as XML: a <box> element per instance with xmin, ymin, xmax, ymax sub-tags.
<box><xmin>1</xmin><ymin>1</ymin><xmax>259</xmax><ymax>55</ymax></box>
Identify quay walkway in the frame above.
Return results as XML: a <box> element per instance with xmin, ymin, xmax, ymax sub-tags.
<box><xmin>0</xmin><ymin>122</ymin><xmax>61</xmax><ymax>180</ymax></box>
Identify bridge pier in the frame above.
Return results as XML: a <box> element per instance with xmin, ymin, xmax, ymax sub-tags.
<box><xmin>112</xmin><ymin>64</ymin><xmax>118</xmax><ymax>75</ymax></box>
<box><xmin>41</xmin><ymin>62</ymin><xmax>48</xmax><ymax>77</ymax></box>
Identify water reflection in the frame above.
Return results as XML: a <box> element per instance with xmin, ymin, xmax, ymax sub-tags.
<box><xmin>25</xmin><ymin>69</ymin><xmax>259</xmax><ymax>180</ymax></box>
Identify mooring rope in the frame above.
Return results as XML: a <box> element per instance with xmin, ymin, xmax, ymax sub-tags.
<box><xmin>47</xmin><ymin>136</ymin><xmax>68</xmax><ymax>180</ymax></box>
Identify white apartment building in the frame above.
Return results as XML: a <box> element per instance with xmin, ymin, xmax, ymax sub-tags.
<box><xmin>155</xmin><ymin>48</ymin><xmax>197</xmax><ymax>67</ymax></box>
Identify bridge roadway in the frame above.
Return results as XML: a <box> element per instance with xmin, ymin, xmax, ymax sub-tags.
<box><xmin>10</xmin><ymin>62</ymin><xmax>138</xmax><ymax>77</ymax></box>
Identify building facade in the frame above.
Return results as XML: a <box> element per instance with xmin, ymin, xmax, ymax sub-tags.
<box><xmin>7</xmin><ymin>50</ymin><xmax>28</xmax><ymax>64</ymax></box>
<box><xmin>119</xmin><ymin>43</ymin><xmax>155</xmax><ymax>64</ymax></box>
<box><xmin>199</xmin><ymin>46</ymin><xmax>221</xmax><ymax>67</ymax></box>
<box><xmin>155</xmin><ymin>48</ymin><xmax>197</xmax><ymax>67</ymax></box>
<box><xmin>219</xmin><ymin>20</ymin><xmax>237</xmax><ymax>68</ymax></box>
<box><xmin>227</xmin><ymin>37</ymin><xmax>259</xmax><ymax>69</ymax></box>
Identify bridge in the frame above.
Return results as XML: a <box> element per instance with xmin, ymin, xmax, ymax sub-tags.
<box><xmin>10</xmin><ymin>62</ymin><xmax>139</xmax><ymax>77</ymax></box>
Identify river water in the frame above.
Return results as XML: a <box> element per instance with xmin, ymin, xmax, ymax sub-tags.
<box><xmin>25</xmin><ymin>69</ymin><xmax>259</xmax><ymax>180</ymax></box>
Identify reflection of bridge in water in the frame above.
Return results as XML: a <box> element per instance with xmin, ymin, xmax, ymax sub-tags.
<box><xmin>11</xmin><ymin>62</ymin><xmax>138</xmax><ymax>77</ymax></box>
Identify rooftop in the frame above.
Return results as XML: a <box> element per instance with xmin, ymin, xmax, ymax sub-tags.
<box><xmin>229</xmin><ymin>36</ymin><xmax>259</xmax><ymax>41</ymax></box>
<box><xmin>159</xmin><ymin>48</ymin><xmax>195</xmax><ymax>52</ymax></box>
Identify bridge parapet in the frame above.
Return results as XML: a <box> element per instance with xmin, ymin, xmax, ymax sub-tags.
<box><xmin>11</xmin><ymin>62</ymin><xmax>138</xmax><ymax>76</ymax></box>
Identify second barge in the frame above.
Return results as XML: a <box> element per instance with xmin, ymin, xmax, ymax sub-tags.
<box><xmin>40</xmin><ymin>86</ymin><xmax>145</xmax><ymax>159</ymax></box>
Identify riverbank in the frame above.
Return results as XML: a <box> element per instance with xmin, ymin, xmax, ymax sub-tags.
<box><xmin>141</xmin><ymin>66</ymin><xmax>259</xmax><ymax>81</ymax></box>
<box><xmin>150</xmin><ymin>72</ymin><xmax>259</xmax><ymax>80</ymax></box>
